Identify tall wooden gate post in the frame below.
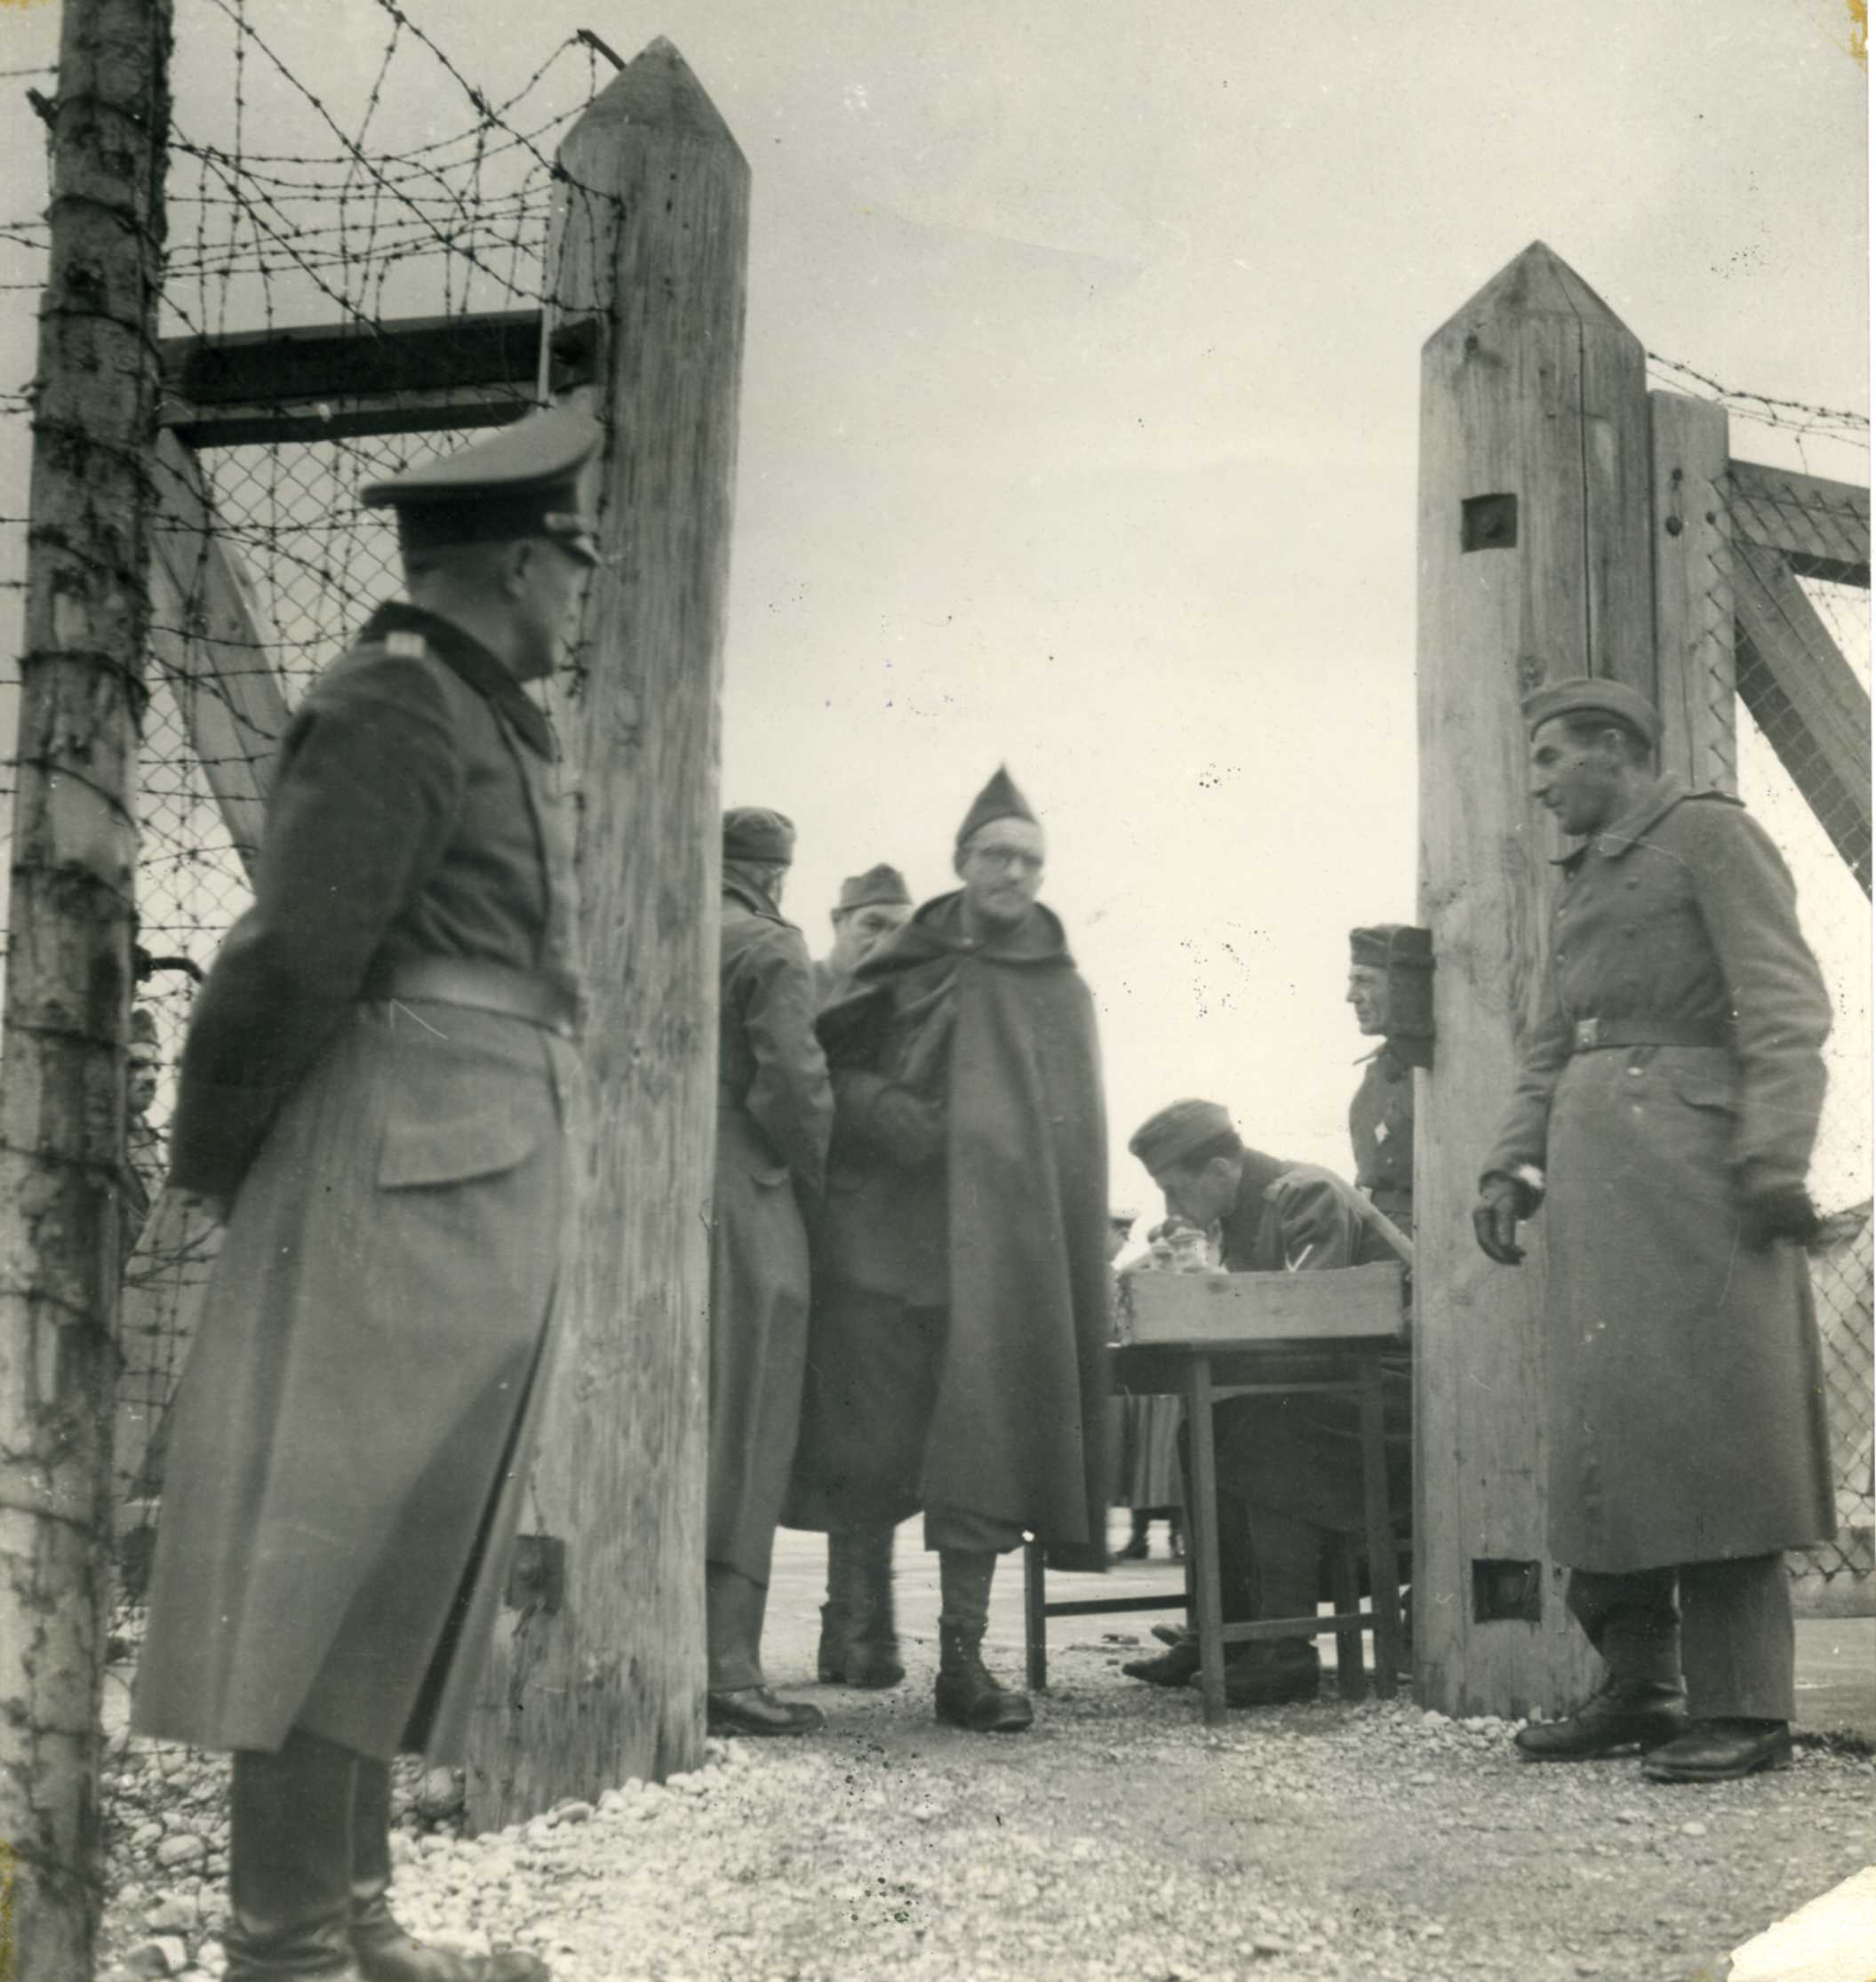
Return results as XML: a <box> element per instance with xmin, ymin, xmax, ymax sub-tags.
<box><xmin>465</xmin><ymin>38</ymin><xmax>748</xmax><ymax>1823</ymax></box>
<box><xmin>0</xmin><ymin>0</ymin><xmax>172</xmax><ymax>1970</ymax></box>
<box><xmin>1414</xmin><ymin>242</ymin><xmax>1654</xmax><ymax>1718</ymax></box>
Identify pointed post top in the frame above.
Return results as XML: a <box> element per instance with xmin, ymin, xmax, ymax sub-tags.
<box><xmin>563</xmin><ymin>36</ymin><xmax>741</xmax><ymax>157</ymax></box>
<box><xmin>1425</xmin><ymin>240</ymin><xmax>1636</xmax><ymax>348</ymax></box>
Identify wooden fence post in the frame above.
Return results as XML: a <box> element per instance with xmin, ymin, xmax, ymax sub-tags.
<box><xmin>0</xmin><ymin>1</ymin><xmax>171</xmax><ymax>1971</ymax></box>
<box><xmin>1414</xmin><ymin>241</ymin><xmax>1653</xmax><ymax>1718</ymax></box>
<box><xmin>465</xmin><ymin>37</ymin><xmax>747</xmax><ymax>1823</ymax></box>
<box><xmin>1649</xmin><ymin>392</ymin><xmax>1736</xmax><ymax>795</ymax></box>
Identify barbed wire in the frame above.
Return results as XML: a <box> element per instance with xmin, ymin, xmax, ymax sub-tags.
<box><xmin>1648</xmin><ymin>349</ymin><xmax>1871</xmax><ymax>455</ymax></box>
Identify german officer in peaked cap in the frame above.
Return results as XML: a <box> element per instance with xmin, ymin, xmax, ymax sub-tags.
<box><xmin>1476</xmin><ymin>674</ymin><xmax>1835</xmax><ymax>1786</ymax></box>
<box><xmin>134</xmin><ymin>407</ymin><xmax>601</xmax><ymax>1981</ymax></box>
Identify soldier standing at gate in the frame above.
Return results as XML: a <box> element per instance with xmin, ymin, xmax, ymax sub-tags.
<box><xmin>1475</xmin><ymin>675</ymin><xmax>1836</xmax><ymax>1785</ymax></box>
<box><xmin>133</xmin><ymin>408</ymin><xmax>598</xmax><ymax>1982</ymax></box>
<box><xmin>706</xmin><ymin>807</ymin><xmax>834</xmax><ymax>1737</ymax></box>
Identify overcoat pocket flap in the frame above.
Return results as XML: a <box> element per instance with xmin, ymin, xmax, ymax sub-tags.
<box><xmin>1663</xmin><ymin>1060</ymin><xmax>1739</xmax><ymax>1114</ymax></box>
<box><xmin>379</xmin><ymin>1102</ymin><xmax>547</xmax><ymax>1187</ymax></box>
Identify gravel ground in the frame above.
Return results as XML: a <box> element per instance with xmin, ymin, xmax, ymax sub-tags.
<box><xmin>100</xmin><ymin>1629</ymin><xmax>1875</xmax><ymax>1982</ymax></box>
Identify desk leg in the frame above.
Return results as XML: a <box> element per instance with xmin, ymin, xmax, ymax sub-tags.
<box><xmin>1360</xmin><ymin>1347</ymin><xmax>1404</xmax><ymax>1699</ymax></box>
<box><xmin>1023</xmin><ymin>1538</ymin><xmax>1048</xmax><ymax>1692</ymax></box>
<box><xmin>1186</xmin><ymin>1351</ymin><xmax>1225</xmax><ymax>1726</ymax></box>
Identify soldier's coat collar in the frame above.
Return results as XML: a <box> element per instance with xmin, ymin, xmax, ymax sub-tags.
<box><xmin>361</xmin><ymin>601</ymin><xmax>556</xmax><ymax>759</ymax></box>
<box><xmin>1553</xmin><ymin>774</ymin><xmax>1738</xmax><ymax>870</ymax></box>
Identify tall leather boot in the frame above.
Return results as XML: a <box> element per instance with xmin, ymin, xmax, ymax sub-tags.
<box><xmin>844</xmin><ymin>1526</ymin><xmax>905</xmax><ymax>1690</ymax></box>
<box><xmin>348</xmin><ymin>1760</ymin><xmax>549</xmax><ymax>1982</ymax></box>
<box><xmin>816</xmin><ymin>1531</ymin><xmax>856</xmax><ymax>1683</ymax></box>
<box><xmin>224</xmin><ymin>1727</ymin><xmax>360</xmax><ymax>1979</ymax></box>
<box><xmin>934</xmin><ymin>1549</ymin><xmax>1033</xmax><ymax>1733</ymax></box>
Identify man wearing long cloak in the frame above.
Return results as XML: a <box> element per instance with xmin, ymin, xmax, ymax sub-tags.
<box><xmin>1476</xmin><ymin>675</ymin><xmax>1835</xmax><ymax>1786</ymax></box>
<box><xmin>792</xmin><ymin>769</ymin><xmax>1111</xmax><ymax>1732</ymax></box>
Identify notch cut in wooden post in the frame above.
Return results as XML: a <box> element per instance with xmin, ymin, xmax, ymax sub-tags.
<box><xmin>1414</xmin><ymin>240</ymin><xmax>1652</xmax><ymax>1720</ymax></box>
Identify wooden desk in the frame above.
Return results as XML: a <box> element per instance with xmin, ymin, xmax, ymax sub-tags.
<box><xmin>1024</xmin><ymin>1335</ymin><xmax>1407</xmax><ymax>1725</ymax></box>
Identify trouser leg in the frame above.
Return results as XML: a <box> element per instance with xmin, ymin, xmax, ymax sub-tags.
<box><xmin>225</xmin><ymin>1726</ymin><xmax>358</xmax><ymax>1979</ymax></box>
<box><xmin>706</xmin><ymin>1562</ymin><xmax>769</xmax><ymax>1693</ymax></box>
<box><xmin>1566</xmin><ymin>1565</ymin><xmax>1683</xmax><ymax>1689</ymax></box>
<box><xmin>1250</xmin><ymin>1508</ymin><xmax>1324</xmax><ymax>1640</ymax></box>
<box><xmin>1678</xmin><ymin>1554</ymin><xmax>1794</xmax><ymax>1722</ymax></box>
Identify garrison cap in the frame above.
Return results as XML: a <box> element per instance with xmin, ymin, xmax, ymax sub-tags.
<box><xmin>1129</xmin><ymin>1099</ymin><xmax>1237</xmax><ymax>1174</ymax></box>
<box><xmin>836</xmin><ymin>863</ymin><xmax>912</xmax><ymax>913</ymax></box>
<box><xmin>1350</xmin><ymin>923</ymin><xmax>1407</xmax><ymax>969</ymax></box>
<box><xmin>361</xmin><ymin>406</ymin><xmax>602</xmax><ymax>567</ymax></box>
<box><xmin>722</xmin><ymin>807</ymin><xmax>796</xmax><ymax>865</ymax></box>
<box><xmin>1521</xmin><ymin>675</ymin><xmax>1661</xmax><ymax>749</ymax></box>
<box><xmin>956</xmin><ymin>766</ymin><xmax>1040</xmax><ymax>851</ymax></box>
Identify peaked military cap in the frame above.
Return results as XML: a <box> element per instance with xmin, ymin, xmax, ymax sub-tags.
<box><xmin>1129</xmin><ymin>1099</ymin><xmax>1237</xmax><ymax>1173</ymax></box>
<box><xmin>722</xmin><ymin>807</ymin><xmax>796</xmax><ymax>865</ymax></box>
<box><xmin>361</xmin><ymin>406</ymin><xmax>602</xmax><ymax>567</ymax></box>
<box><xmin>956</xmin><ymin>766</ymin><xmax>1040</xmax><ymax>851</ymax></box>
<box><xmin>836</xmin><ymin>863</ymin><xmax>912</xmax><ymax>913</ymax></box>
<box><xmin>1350</xmin><ymin>923</ymin><xmax>1407</xmax><ymax>969</ymax></box>
<box><xmin>1521</xmin><ymin>675</ymin><xmax>1661</xmax><ymax>748</ymax></box>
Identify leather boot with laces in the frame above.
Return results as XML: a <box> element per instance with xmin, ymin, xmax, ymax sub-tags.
<box><xmin>935</xmin><ymin>1622</ymin><xmax>1034</xmax><ymax>1732</ymax></box>
<box><xmin>1513</xmin><ymin>1678</ymin><xmax>1688</xmax><ymax>1762</ymax></box>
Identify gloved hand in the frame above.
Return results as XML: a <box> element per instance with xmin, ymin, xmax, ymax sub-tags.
<box><xmin>1472</xmin><ymin>1173</ymin><xmax>1531</xmax><ymax>1266</ymax></box>
<box><xmin>1736</xmin><ymin>1181</ymin><xmax>1821</xmax><ymax>1250</ymax></box>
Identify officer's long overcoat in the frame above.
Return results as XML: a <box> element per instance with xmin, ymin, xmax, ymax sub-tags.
<box><xmin>1483</xmin><ymin>777</ymin><xmax>1836</xmax><ymax>1573</ymax></box>
<box><xmin>708</xmin><ymin>878</ymin><xmax>832</xmax><ymax>1583</ymax></box>
<box><xmin>133</xmin><ymin>603</ymin><xmax>581</xmax><ymax>1764</ymax></box>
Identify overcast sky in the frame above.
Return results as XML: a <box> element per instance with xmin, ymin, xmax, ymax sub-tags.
<box><xmin>0</xmin><ymin>0</ymin><xmax>1867</xmax><ymax>1206</ymax></box>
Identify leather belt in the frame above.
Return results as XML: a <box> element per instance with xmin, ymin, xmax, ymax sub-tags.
<box><xmin>365</xmin><ymin>956</ymin><xmax>580</xmax><ymax>1040</ymax></box>
<box><xmin>1569</xmin><ymin>1017</ymin><xmax>1732</xmax><ymax>1053</ymax></box>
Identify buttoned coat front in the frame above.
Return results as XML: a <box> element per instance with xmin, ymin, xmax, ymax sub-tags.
<box><xmin>133</xmin><ymin>603</ymin><xmax>582</xmax><ymax>1764</ymax></box>
<box><xmin>1483</xmin><ymin>777</ymin><xmax>1836</xmax><ymax>1572</ymax></box>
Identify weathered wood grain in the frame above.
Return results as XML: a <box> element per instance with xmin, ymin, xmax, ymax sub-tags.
<box><xmin>1415</xmin><ymin>241</ymin><xmax>1644</xmax><ymax>1718</ymax></box>
<box><xmin>466</xmin><ymin>36</ymin><xmax>747</xmax><ymax>1824</ymax></box>
<box><xmin>1649</xmin><ymin>392</ymin><xmax>1736</xmax><ymax>795</ymax></box>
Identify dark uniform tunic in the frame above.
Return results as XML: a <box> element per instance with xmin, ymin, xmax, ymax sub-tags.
<box><xmin>708</xmin><ymin>877</ymin><xmax>832</xmax><ymax>1585</ymax></box>
<box><xmin>1349</xmin><ymin>1043</ymin><xmax>1415</xmax><ymax>1234</ymax></box>
<box><xmin>1483</xmin><ymin>775</ymin><xmax>1834</xmax><ymax>1573</ymax></box>
<box><xmin>133</xmin><ymin>603</ymin><xmax>582</xmax><ymax>1764</ymax></box>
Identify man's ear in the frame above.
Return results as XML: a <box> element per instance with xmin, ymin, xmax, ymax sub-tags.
<box><xmin>499</xmin><ymin>537</ymin><xmax>535</xmax><ymax>597</ymax></box>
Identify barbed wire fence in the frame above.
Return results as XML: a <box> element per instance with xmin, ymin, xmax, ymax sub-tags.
<box><xmin>0</xmin><ymin>3</ymin><xmax>628</xmax><ymax>1902</ymax></box>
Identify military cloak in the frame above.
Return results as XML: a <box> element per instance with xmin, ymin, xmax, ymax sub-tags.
<box><xmin>1484</xmin><ymin>776</ymin><xmax>1835</xmax><ymax>1574</ymax></box>
<box><xmin>795</xmin><ymin>892</ymin><xmax>1112</xmax><ymax>1562</ymax></box>
<box><xmin>133</xmin><ymin>603</ymin><xmax>581</xmax><ymax>1764</ymax></box>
